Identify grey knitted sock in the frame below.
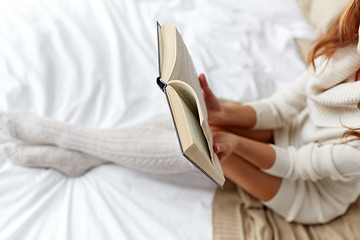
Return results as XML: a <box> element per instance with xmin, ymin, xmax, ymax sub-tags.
<box><xmin>2</xmin><ymin>142</ymin><xmax>108</xmax><ymax>177</ymax></box>
<box><xmin>0</xmin><ymin>110</ymin><xmax>196</xmax><ymax>175</ymax></box>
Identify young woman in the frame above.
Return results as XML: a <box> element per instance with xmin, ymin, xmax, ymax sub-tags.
<box><xmin>1</xmin><ymin>0</ymin><xmax>360</xmax><ymax>225</ymax></box>
<box><xmin>203</xmin><ymin>0</ymin><xmax>360</xmax><ymax>224</ymax></box>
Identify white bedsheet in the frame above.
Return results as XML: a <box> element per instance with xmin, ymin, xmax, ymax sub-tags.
<box><xmin>0</xmin><ymin>0</ymin><xmax>315</xmax><ymax>239</ymax></box>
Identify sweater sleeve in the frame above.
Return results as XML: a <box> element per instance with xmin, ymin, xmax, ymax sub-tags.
<box><xmin>263</xmin><ymin>143</ymin><xmax>360</xmax><ymax>181</ymax></box>
<box><xmin>245</xmin><ymin>71</ymin><xmax>309</xmax><ymax>130</ymax></box>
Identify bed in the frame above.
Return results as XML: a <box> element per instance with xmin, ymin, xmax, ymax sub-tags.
<box><xmin>0</xmin><ymin>0</ymin><xmax>315</xmax><ymax>239</ymax></box>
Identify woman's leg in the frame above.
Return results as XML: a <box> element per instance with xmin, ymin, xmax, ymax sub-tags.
<box><xmin>221</xmin><ymin>153</ymin><xmax>282</xmax><ymax>201</ymax></box>
<box><xmin>2</xmin><ymin>143</ymin><xmax>108</xmax><ymax>177</ymax></box>
<box><xmin>222</xmin><ymin>126</ymin><xmax>274</xmax><ymax>143</ymax></box>
<box><xmin>211</xmin><ymin>124</ymin><xmax>280</xmax><ymax>201</ymax></box>
<box><xmin>210</xmin><ymin>125</ymin><xmax>274</xmax><ymax>143</ymax></box>
<box><xmin>0</xmin><ymin>110</ymin><xmax>197</xmax><ymax>175</ymax></box>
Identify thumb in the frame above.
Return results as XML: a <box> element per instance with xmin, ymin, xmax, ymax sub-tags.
<box><xmin>213</xmin><ymin>142</ymin><xmax>232</xmax><ymax>162</ymax></box>
<box><xmin>199</xmin><ymin>73</ymin><xmax>214</xmax><ymax>98</ymax></box>
<box><xmin>198</xmin><ymin>74</ymin><xmax>223</xmax><ymax>112</ymax></box>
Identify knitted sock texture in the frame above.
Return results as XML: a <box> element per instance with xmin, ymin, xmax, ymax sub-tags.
<box><xmin>0</xmin><ymin>110</ymin><xmax>196</xmax><ymax>174</ymax></box>
<box><xmin>2</xmin><ymin>142</ymin><xmax>108</xmax><ymax>177</ymax></box>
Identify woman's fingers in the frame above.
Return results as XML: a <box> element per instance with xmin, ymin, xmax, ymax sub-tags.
<box><xmin>199</xmin><ymin>73</ymin><xmax>208</xmax><ymax>89</ymax></box>
<box><xmin>214</xmin><ymin>143</ymin><xmax>231</xmax><ymax>162</ymax></box>
<box><xmin>198</xmin><ymin>73</ymin><xmax>223</xmax><ymax>114</ymax></box>
<box><xmin>212</xmin><ymin>131</ymin><xmax>234</xmax><ymax>162</ymax></box>
<box><xmin>199</xmin><ymin>73</ymin><xmax>214</xmax><ymax>99</ymax></box>
<box><xmin>199</xmin><ymin>73</ymin><xmax>210</xmax><ymax>99</ymax></box>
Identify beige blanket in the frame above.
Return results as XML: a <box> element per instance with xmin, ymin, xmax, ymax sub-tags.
<box><xmin>212</xmin><ymin>181</ymin><xmax>360</xmax><ymax>240</ymax></box>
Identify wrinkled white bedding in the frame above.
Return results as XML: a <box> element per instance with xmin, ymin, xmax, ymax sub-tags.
<box><xmin>0</xmin><ymin>0</ymin><xmax>314</xmax><ymax>239</ymax></box>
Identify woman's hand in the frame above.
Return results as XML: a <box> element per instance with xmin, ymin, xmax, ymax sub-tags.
<box><xmin>198</xmin><ymin>73</ymin><xmax>228</xmax><ymax>126</ymax></box>
<box><xmin>212</xmin><ymin>130</ymin><xmax>238</xmax><ymax>162</ymax></box>
<box><xmin>212</xmin><ymin>128</ymin><xmax>275</xmax><ymax>169</ymax></box>
<box><xmin>199</xmin><ymin>73</ymin><xmax>257</xmax><ymax>128</ymax></box>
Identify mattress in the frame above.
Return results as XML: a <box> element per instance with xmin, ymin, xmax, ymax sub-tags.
<box><xmin>0</xmin><ymin>0</ymin><xmax>315</xmax><ymax>239</ymax></box>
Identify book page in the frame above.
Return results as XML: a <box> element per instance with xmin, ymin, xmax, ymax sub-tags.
<box><xmin>167</xmin><ymin>28</ymin><xmax>208</xmax><ymax>124</ymax></box>
<box><xmin>167</xmin><ymin>81</ymin><xmax>211</xmax><ymax>159</ymax></box>
<box><xmin>158</xmin><ymin>24</ymin><xmax>224</xmax><ymax>186</ymax></box>
<box><xmin>157</xmin><ymin>22</ymin><xmax>164</xmax><ymax>77</ymax></box>
<box><xmin>166</xmin><ymin>86</ymin><xmax>210</xmax><ymax>159</ymax></box>
<box><xmin>168</xmin><ymin>79</ymin><xmax>217</xmax><ymax>164</ymax></box>
<box><xmin>169</xmin><ymin>28</ymin><xmax>218</xmax><ymax>163</ymax></box>
<box><xmin>166</xmin><ymin>86</ymin><xmax>225</xmax><ymax>186</ymax></box>
<box><xmin>161</xmin><ymin>24</ymin><xmax>220</xmax><ymax>171</ymax></box>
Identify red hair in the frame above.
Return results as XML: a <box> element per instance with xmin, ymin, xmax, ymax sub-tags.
<box><xmin>306</xmin><ymin>0</ymin><xmax>360</xmax><ymax>141</ymax></box>
<box><xmin>307</xmin><ymin>0</ymin><xmax>360</xmax><ymax>69</ymax></box>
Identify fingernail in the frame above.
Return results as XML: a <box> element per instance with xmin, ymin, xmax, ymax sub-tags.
<box><xmin>213</xmin><ymin>145</ymin><xmax>218</xmax><ymax>153</ymax></box>
<box><xmin>217</xmin><ymin>153</ymin><xmax>223</xmax><ymax>162</ymax></box>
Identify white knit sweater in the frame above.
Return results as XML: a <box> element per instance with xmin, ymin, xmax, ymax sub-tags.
<box><xmin>246</xmin><ymin>45</ymin><xmax>360</xmax><ymax>223</ymax></box>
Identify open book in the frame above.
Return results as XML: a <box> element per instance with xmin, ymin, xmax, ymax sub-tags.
<box><xmin>156</xmin><ymin>22</ymin><xmax>225</xmax><ymax>187</ymax></box>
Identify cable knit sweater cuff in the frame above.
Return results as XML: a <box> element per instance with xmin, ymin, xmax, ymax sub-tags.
<box><xmin>262</xmin><ymin>144</ymin><xmax>291</xmax><ymax>178</ymax></box>
<box><xmin>245</xmin><ymin>100</ymin><xmax>277</xmax><ymax>130</ymax></box>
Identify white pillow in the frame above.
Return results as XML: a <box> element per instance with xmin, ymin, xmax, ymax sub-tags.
<box><xmin>298</xmin><ymin>0</ymin><xmax>348</xmax><ymax>35</ymax></box>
